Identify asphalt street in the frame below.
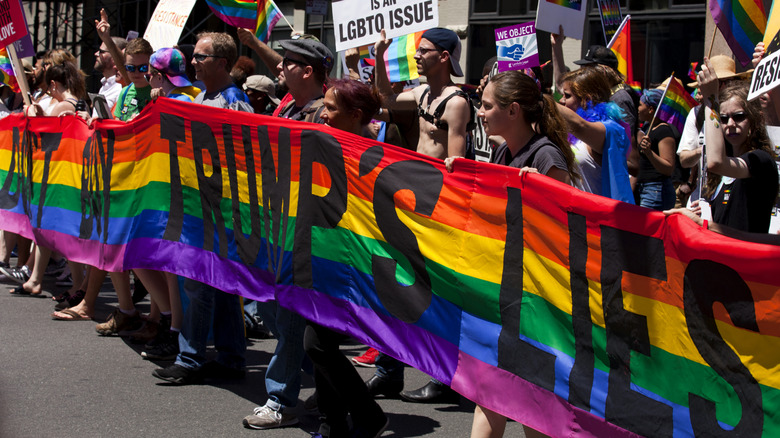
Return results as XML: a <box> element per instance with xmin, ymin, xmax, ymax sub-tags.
<box><xmin>0</xmin><ymin>267</ymin><xmax>525</xmax><ymax>437</ymax></box>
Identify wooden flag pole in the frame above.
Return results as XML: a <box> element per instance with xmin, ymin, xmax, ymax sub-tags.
<box><xmin>6</xmin><ymin>43</ymin><xmax>30</xmax><ymax>106</ymax></box>
<box><xmin>646</xmin><ymin>72</ymin><xmax>674</xmax><ymax>134</ymax></box>
<box><xmin>707</xmin><ymin>26</ymin><xmax>717</xmax><ymax>58</ymax></box>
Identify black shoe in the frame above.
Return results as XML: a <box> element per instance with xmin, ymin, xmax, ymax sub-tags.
<box><xmin>152</xmin><ymin>364</ymin><xmax>203</xmax><ymax>385</ymax></box>
<box><xmin>201</xmin><ymin>360</ymin><xmax>246</xmax><ymax>380</ymax></box>
<box><xmin>141</xmin><ymin>330</ymin><xmax>179</xmax><ymax>361</ymax></box>
<box><xmin>400</xmin><ymin>380</ymin><xmax>460</xmax><ymax>404</ymax></box>
<box><xmin>365</xmin><ymin>375</ymin><xmax>403</xmax><ymax>398</ymax></box>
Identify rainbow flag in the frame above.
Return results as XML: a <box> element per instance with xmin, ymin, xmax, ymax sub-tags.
<box><xmin>710</xmin><ymin>0</ymin><xmax>767</xmax><ymax>66</ymax></box>
<box><xmin>688</xmin><ymin>61</ymin><xmax>699</xmax><ymax>80</ymax></box>
<box><xmin>3</xmin><ymin>99</ymin><xmax>780</xmax><ymax>437</ymax></box>
<box><xmin>383</xmin><ymin>31</ymin><xmax>424</xmax><ymax>82</ymax></box>
<box><xmin>205</xmin><ymin>0</ymin><xmax>261</xmax><ymax>32</ymax></box>
<box><xmin>0</xmin><ymin>48</ymin><xmax>19</xmax><ymax>92</ymax></box>
<box><xmin>656</xmin><ymin>76</ymin><xmax>699</xmax><ymax>132</ymax></box>
<box><xmin>628</xmin><ymin>81</ymin><xmax>642</xmax><ymax>95</ymax></box>
<box><xmin>255</xmin><ymin>0</ymin><xmax>281</xmax><ymax>43</ymax></box>
<box><xmin>608</xmin><ymin>16</ymin><xmax>633</xmax><ymax>83</ymax></box>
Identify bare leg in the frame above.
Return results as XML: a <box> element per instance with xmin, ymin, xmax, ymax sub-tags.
<box><xmin>111</xmin><ymin>271</ymin><xmax>134</xmax><ymax>313</ymax></box>
<box><xmin>52</xmin><ymin>268</ymin><xmax>107</xmax><ymax>319</ymax></box>
<box><xmin>15</xmin><ymin>236</ymin><xmax>31</xmax><ymax>267</ymax></box>
<box><xmin>522</xmin><ymin>425</ymin><xmax>550</xmax><ymax>438</ymax></box>
<box><xmin>134</xmin><ymin>269</ymin><xmax>170</xmax><ymax>314</ymax></box>
<box><xmin>470</xmin><ymin>405</ymin><xmax>507</xmax><ymax>438</ymax></box>
<box><xmin>165</xmin><ymin>272</ymin><xmax>182</xmax><ymax>330</ymax></box>
<box><xmin>19</xmin><ymin>246</ymin><xmax>51</xmax><ymax>295</ymax></box>
<box><xmin>67</xmin><ymin>261</ymin><xmax>86</xmax><ymax>295</ymax></box>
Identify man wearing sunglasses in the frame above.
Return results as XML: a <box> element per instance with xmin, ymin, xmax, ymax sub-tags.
<box><xmin>93</xmin><ymin>37</ymin><xmax>127</xmax><ymax>117</ymax></box>
<box><xmin>114</xmin><ymin>37</ymin><xmax>154</xmax><ymax>121</ymax></box>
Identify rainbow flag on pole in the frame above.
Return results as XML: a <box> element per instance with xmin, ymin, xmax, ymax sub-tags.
<box><xmin>255</xmin><ymin>0</ymin><xmax>282</xmax><ymax>43</ymax></box>
<box><xmin>0</xmin><ymin>48</ymin><xmax>19</xmax><ymax>92</ymax></box>
<box><xmin>206</xmin><ymin>0</ymin><xmax>282</xmax><ymax>42</ymax></box>
<box><xmin>607</xmin><ymin>15</ymin><xmax>633</xmax><ymax>83</ymax></box>
<box><xmin>709</xmin><ymin>0</ymin><xmax>767</xmax><ymax>66</ymax></box>
<box><xmin>656</xmin><ymin>76</ymin><xmax>699</xmax><ymax>132</ymax></box>
<box><xmin>383</xmin><ymin>31</ymin><xmax>424</xmax><ymax>82</ymax></box>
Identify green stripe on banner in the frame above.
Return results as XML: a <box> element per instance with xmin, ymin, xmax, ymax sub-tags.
<box><xmin>518</xmin><ymin>291</ymin><xmax>780</xmax><ymax>427</ymax></box>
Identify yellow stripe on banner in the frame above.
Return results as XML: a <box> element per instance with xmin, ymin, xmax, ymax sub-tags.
<box><xmin>342</xmin><ymin>193</ymin><xmax>506</xmax><ymax>285</ymax></box>
<box><xmin>524</xmin><ymin>247</ymin><xmax>780</xmax><ymax>388</ymax></box>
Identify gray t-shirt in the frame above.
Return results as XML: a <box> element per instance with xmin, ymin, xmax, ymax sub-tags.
<box><xmin>194</xmin><ymin>83</ymin><xmax>253</xmax><ymax>113</ymax></box>
<box><xmin>491</xmin><ymin>134</ymin><xmax>568</xmax><ymax>176</ymax></box>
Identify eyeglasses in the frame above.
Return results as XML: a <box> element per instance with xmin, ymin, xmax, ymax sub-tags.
<box><xmin>192</xmin><ymin>53</ymin><xmax>224</xmax><ymax>62</ymax></box>
<box><xmin>125</xmin><ymin>63</ymin><xmax>149</xmax><ymax>73</ymax></box>
<box><xmin>97</xmin><ymin>48</ymin><xmax>109</xmax><ymax>54</ymax></box>
<box><xmin>719</xmin><ymin>111</ymin><xmax>747</xmax><ymax>123</ymax></box>
<box><xmin>416</xmin><ymin>47</ymin><xmax>439</xmax><ymax>55</ymax></box>
<box><xmin>283</xmin><ymin>56</ymin><xmax>309</xmax><ymax>68</ymax></box>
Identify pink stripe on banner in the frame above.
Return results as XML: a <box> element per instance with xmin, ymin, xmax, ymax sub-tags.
<box><xmin>451</xmin><ymin>352</ymin><xmax>637</xmax><ymax>438</ymax></box>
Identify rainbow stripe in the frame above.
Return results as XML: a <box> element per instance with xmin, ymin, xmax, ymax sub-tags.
<box><xmin>0</xmin><ymin>48</ymin><xmax>19</xmax><ymax>92</ymax></box>
<box><xmin>545</xmin><ymin>0</ymin><xmax>582</xmax><ymax>11</ymax></box>
<box><xmin>2</xmin><ymin>99</ymin><xmax>780</xmax><ymax>436</ymax></box>
<box><xmin>710</xmin><ymin>0</ymin><xmax>767</xmax><ymax>66</ymax></box>
<box><xmin>384</xmin><ymin>31</ymin><xmax>424</xmax><ymax>82</ymax></box>
<box><xmin>205</xmin><ymin>0</ymin><xmax>259</xmax><ymax>31</ymax></box>
<box><xmin>255</xmin><ymin>0</ymin><xmax>281</xmax><ymax>43</ymax></box>
<box><xmin>657</xmin><ymin>77</ymin><xmax>699</xmax><ymax>132</ymax></box>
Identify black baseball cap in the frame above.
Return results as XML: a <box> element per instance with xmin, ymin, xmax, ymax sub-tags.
<box><xmin>421</xmin><ymin>27</ymin><xmax>463</xmax><ymax>77</ymax></box>
<box><xmin>574</xmin><ymin>45</ymin><xmax>618</xmax><ymax>70</ymax></box>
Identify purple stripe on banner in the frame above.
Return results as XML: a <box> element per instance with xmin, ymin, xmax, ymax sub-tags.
<box><xmin>452</xmin><ymin>351</ymin><xmax>635</xmax><ymax>438</ymax></box>
<box><xmin>123</xmin><ymin>237</ymin><xmax>277</xmax><ymax>302</ymax></box>
<box><xmin>710</xmin><ymin>0</ymin><xmax>751</xmax><ymax>65</ymax></box>
<box><xmin>279</xmin><ymin>285</ymin><xmax>459</xmax><ymax>384</ymax></box>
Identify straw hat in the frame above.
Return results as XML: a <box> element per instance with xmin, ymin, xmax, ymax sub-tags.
<box><xmin>687</xmin><ymin>55</ymin><xmax>753</xmax><ymax>87</ymax></box>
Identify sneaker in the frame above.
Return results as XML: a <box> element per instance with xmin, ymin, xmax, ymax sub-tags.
<box><xmin>129</xmin><ymin>321</ymin><xmax>160</xmax><ymax>344</ymax></box>
<box><xmin>55</xmin><ymin>274</ymin><xmax>73</xmax><ymax>287</ymax></box>
<box><xmin>242</xmin><ymin>405</ymin><xmax>299</xmax><ymax>430</ymax></box>
<box><xmin>45</xmin><ymin>258</ymin><xmax>67</xmax><ymax>276</ymax></box>
<box><xmin>0</xmin><ymin>265</ymin><xmax>30</xmax><ymax>284</ymax></box>
<box><xmin>141</xmin><ymin>331</ymin><xmax>179</xmax><ymax>361</ymax></box>
<box><xmin>352</xmin><ymin>347</ymin><xmax>379</xmax><ymax>367</ymax></box>
<box><xmin>152</xmin><ymin>364</ymin><xmax>203</xmax><ymax>385</ymax></box>
<box><xmin>95</xmin><ymin>309</ymin><xmax>142</xmax><ymax>336</ymax></box>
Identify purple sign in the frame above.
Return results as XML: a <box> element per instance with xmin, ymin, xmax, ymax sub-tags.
<box><xmin>495</xmin><ymin>22</ymin><xmax>539</xmax><ymax>73</ymax></box>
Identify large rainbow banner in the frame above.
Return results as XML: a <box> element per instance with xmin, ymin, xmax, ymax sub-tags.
<box><xmin>2</xmin><ymin>98</ymin><xmax>780</xmax><ymax>437</ymax></box>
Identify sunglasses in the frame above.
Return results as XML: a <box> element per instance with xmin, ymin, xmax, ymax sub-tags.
<box><xmin>719</xmin><ymin>111</ymin><xmax>747</xmax><ymax>123</ymax></box>
<box><xmin>125</xmin><ymin>63</ymin><xmax>149</xmax><ymax>73</ymax></box>
<box><xmin>192</xmin><ymin>53</ymin><xmax>224</xmax><ymax>62</ymax></box>
<box><xmin>283</xmin><ymin>56</ymin><xmax>309</xmax><ymax>68</ymax></box>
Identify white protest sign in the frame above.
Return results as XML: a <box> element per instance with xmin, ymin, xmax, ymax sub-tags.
<box><xmin>143</xmin><ymin>0</ymin><xmax>198</xmax><ymax>51</ymax></box>
<box><xmin>535</xmin><ymin>0</ymin><xmax>589</xmax><ymax>40</ymax></box>
<box><xmin>748</xmin><ymin>48</ymin><xmax>780</xmax><ymax>101</ymax></box>
<box><xmin>332</xmin><ymin>0</ymin><xmax>438</xmax><ymax>52</ymax></box>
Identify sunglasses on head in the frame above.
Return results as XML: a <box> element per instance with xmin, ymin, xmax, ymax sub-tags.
<box><xmin>125</xmin><ymin>63</ymin><xmax>149</xmax><ymax>73</ymax></box>
<box><xmin>719</xmin><ymin>111</ymin><xmax>747</xmax><ymax>123</ymax></box>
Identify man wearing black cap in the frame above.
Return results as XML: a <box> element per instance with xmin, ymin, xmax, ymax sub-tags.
<box><xmin>241</xmin><ymin>37</ymin><xmax>333</xmax><ymax>431</ymax></box>
<box><xmin>374</xmin><ymin>27</ymin><xmax>471</xmax><ymax>161</ymax></box>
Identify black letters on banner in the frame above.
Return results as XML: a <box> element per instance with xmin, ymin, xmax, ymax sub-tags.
<box><xmin>600</xmin><ymin>226</ymin><xmax>673</xmax><ymax>437</ymax></box>
<box><xmin>567</xmin><ymin>212</ymin><xmax>595</xmax><ymax>409</ymax></box>
<box><xmin>191</xmin><ymin>120</ymin><xmax>228</xmax><ymax>257</ymax></box>
<box><xmin>292</xmin><ymin>130</ymin><xmax>347</xmax><ymax>289</ymax></box>
<box><xmin>0</xmin><ymin>127</ymin><xmax>26</xmax><ymax>210</ymax></box>
<box><xmin>496</xmin><ymin>187</ymin><xmax>557</xmax><ymax>390</ymax></box>
<box><xmin>222</xmin><ymin>124</ymin><xmax>263</xmax><ymax>266</ymax></box>
<box><xmin>160</xmin><ymin>112</ymin><xmax>186</xmax><ymax>243</ymax></box>
<box><xmin>260</xmin><ymin>125</ymin><xmax>291</xmax><ymax>280</ymax></box>
<box><xmin>684</xmin><ymin>259</ymin><xmax>763</xmax><ymax>437</ymax></box>
<box><xmin>370</xmin><ymin>155</ymin><xmax>440</xmax><ymax>323</ymax></box>
<box><xmin>34</xmin><ymin>131</ymin><xmax>63</xmax><ymax>229</ymax></box>
<box><xmin>78</xmin><ymin>129</ymin><xmax>115</xmax><ymax>242</ymax></box>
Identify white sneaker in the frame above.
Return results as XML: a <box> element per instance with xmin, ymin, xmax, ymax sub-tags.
<box><xmin>242</xmin><ymin>405</ymin><xmax>298</xmax><ymax>430</ymax></box>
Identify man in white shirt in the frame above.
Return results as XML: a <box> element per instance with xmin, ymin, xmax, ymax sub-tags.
<box><xmin>92</xmin><ymin>36</ymin><xmax>127</xmax><ymax>117</ymax></box>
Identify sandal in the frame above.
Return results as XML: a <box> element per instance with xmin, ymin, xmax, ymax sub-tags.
<box><xmin>54</xmin><ymin>289</ymin><xmax>85</xmax><ymax>310</ymax></box>
<box><xmin>9</xmin><ymin>285</ymin><xmax>46</xmax><ymax>298</ymax></box>
<box><xmin>52</xmin><ymin>291</ymin><xmax>71</xmax><ymax>302</ymax></box>
<box><xmin>51</xmin><ymin>308</ymin><xmax>92</xmax><ymax>321</ymax></box>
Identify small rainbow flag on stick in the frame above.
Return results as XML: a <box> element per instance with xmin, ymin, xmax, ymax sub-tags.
<box><xmin>206</xmin><ymin>0</ymin><xmax>283</xmax><ymax>43</ymax></box>
<box><xmin>607</xmin><ymin>15</ymin><xmax>633</xmax><ymax>83</ymax></box>
<box><xmin>0</xmin><ymin>48</ymin><xmax>19</xmax><ymax>92</ymax></box>
<box><xmin>255</xmin><ymin>0</ymin><xmax>282</xmax><ymax>43</ymax></box>
<box><xmin>709</xmin><ymin>0</ymin><xmax>767</xmax><ymax>66</ymax></box>
<box><xmin>654</xmin><ymin>76</ymin><xmax>699</xmax><ymax>132</ymax></box>
<box><xmin>383</xmin><ymin>31</ymin><xmax>424</xmax><ymax>82</ymax></box>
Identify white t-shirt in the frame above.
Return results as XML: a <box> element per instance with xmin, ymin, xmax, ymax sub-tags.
<box><xmin>677</xmin><ymin>107</ymin><xmax>704</xmax><ymax>154</ymax></box>
<box><xmin>92</xmin><ymin>75</ymin><xmax>123</xmax><ymax>118</ymax></box>
<box><xmin>572</xmin><ymin>139</ymin><xmax>601</xmax><ymax>195</ymax></box>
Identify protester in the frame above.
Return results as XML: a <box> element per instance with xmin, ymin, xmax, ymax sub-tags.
<box><xmin>152</xmin><ymin>31</ymin><xmax>251</xmax><ymax>385</ymax></box>
<box><xmin>557</xmin><ymin>67</ymin><xmax>634</xmax><ymax>203</ymax></box>
<box><xmin>148</xmin><ymin>47</ymin><xmax>201</xmax><ymax>102</ymax></box>
<box><xmin>444</xmin><ymin>70</ymin><xmax>577</xmax><ymax>438</ymax></box>
<box><xmin>93</xmin><ymin>36</ymin><xmax>127</xmax><ymax>116</ymax></box>
<box><xmin>303</xmin><ymin>78</ymin><xmax>389</xmax><ymax>438</ymax></box>
<box><xmin>635</xmin><ymin>88</ymin><xmax>679</xmax><ymax>210</ymax></box>
<box><xmin>242</xmin><ymin>74</ymin><xmax>279</xmax><ymax>115</ymax></box>
<box><xmin>698</xmin><ymin>60</ymin><xmax>778</xmax><ymax>233</ymax></box>
<box><xmin>242</xmin><ymin>37</ymin><xmax>333</xmax><ymax>431</ymax></box>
